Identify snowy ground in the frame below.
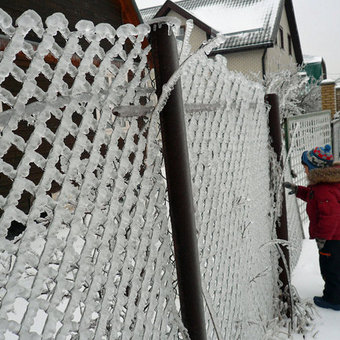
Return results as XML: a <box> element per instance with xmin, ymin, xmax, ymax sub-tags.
<box><xmin>290</xmin><ymin>239</ymin><xmax>340</xmax><ymax>339</ymax></box>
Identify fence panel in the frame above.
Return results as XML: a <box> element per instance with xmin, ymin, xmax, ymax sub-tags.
<box><xmin>0</xmin><ymin>9</ymin><xmax>308</xmax><ymax>340</ymax></box>
<box><xmin>332</xmin><ymin>118</ymin><xmax>340</xmax><ymax>161</ymax></box>
<box><xmin>182</xmin><ymin>55</ymin><xmax>278</xmax><ymax>340</ymax></box>
<box><xmin>282</xmin><ymin>146</ymin><xmax>304</xmax><ymax>269</ymax></box>
<box><xmin>285</xmin><ymin>111</ymin><xmax>332</xmax><ymax>231</ymax></box>
<box><xmin>0</xmin><ymin>10</ymin><xmax>187</xmax><ymax>339</ymax></box>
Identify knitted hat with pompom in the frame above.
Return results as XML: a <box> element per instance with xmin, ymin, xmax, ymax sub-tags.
<box><xmin>301</xmin><ymin>144</ymin><xmax>334</xmax><ymax>170</ymax></box>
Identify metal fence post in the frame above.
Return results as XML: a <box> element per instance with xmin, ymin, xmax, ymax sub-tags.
<box><xmin>266</xmin><ymin>93</ymin><xmax>292</xmax><ymax>317</ymax></box>
<box><xmin>149</xmin><ymin>23</ymin><xmax>207</xmax><ymax>340</ymax></box>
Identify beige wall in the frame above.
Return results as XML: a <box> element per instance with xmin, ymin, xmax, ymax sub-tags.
<box><xmin>222</xmin><ymin>49</ymin><xmax>264</xmax><ymax>77</ymax></box>
<box><xmin>266</xmin><ymin>6</ymin><xmax>297</xmax><ymax>74</ymax></box>
<box><xmin>167</xmin><ymin>10</ymin><xmax>208</xmax><ymax>52</ymax></box>
<box><xmin>224</xmin><ymin>6</ymin><xmax>298</xmax><ymax>78</ymax></box>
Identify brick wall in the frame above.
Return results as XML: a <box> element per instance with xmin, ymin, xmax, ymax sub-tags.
<box><xmin>321</xmin><ymin>80</ymin><xmax>336</xmax><ymax>117</ymax></box>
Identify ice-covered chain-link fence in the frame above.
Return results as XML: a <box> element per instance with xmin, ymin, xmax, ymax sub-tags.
<box><xmin>282</xmin><ymin>146</ymin><xmax>304</xmax><ymax>269</ymax></box>
<box><xmin>0</xmin><ymin>8</ymin><xmax>309</xmax><ymax>340</ymax></box>
<box><xmin>0</xmin><ymin>10</ymin><xmax>188</xmax><ymax>339</ymax></box>
<box><xmin>285</xmin><ymin>111</ymin><xmax>332</xmax><ymax>230</ymax></box>
<box><xmin>181</xmin><ymin>55</ymin><xmax>280</xmax><ymax>340</ymax></box>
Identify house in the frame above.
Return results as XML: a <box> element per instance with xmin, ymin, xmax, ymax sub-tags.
<box><xmin>303</xmin><ymin>55</ymin><xmax>327</xmax><ymax>83</ymax></box>
<box><xmin>140</xmin><ymin>0</ymin><xmax>303</xmax><ymax>78</ymax></box>
<box><xmin>141</xmin><ymin>0</ymin><xmax>217</xmax><ymax>52</ymax></box>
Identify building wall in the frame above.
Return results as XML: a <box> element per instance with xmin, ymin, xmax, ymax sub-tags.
<box><xmin>164</xmin><ymin>5</ymin><xmax>299</xmax><ymax>78</ymax></box>
<box><xmin>266</xmin><ymin>6</ymin><xmax>297</xmax><ymax>74</ymax></box>
<box><xmin>321</xmin><ymin>80</ymin><xmax>336</xmax><ymax>117</ymax></box>
<box><xmin>167</xmin><ymin>10</ymin><xmax>208</xmax><ymax>52</ymax></box>
<box><xmin>218</xmin><ymin>7</ymin><xmax>298</xmax><ymax>78</ymax></box>
<box><xmin>221</xmin><ymin>49</ymin><xmax>264</xmax><ymax>78</ymax></box>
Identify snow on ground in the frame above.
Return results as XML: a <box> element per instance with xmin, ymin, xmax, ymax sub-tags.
<box><xmin>290</xmin><ymin>239</ymin><xmax>340</xmax><ymax>339</ymax></box>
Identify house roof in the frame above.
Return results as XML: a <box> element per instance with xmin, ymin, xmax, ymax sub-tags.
<box><xmin>304</xmin><ymin>55</ymin><xmax>323</xmax><ymax>65</ymax></box>
<box><xmin>303</xmin><ymin>55</ymin><xmax>327</xmax><ymax>81</ymax></box>
<box><xmin>140</xmin><ymin>0</ymin><xmax>303</xmax><ymax>64</ymax></box>
<box><xmin>146</xmin><ymin>0</ymin><xmax>217</xmax><ymax>36</ymax></box>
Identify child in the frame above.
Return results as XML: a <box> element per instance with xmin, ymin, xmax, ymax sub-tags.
<box><xmin>284</xmin><ymin>144</ymin><xmax>340</xmax><ymax>311</ymax></box>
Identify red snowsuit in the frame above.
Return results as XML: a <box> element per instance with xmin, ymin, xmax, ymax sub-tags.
<box><xmin>296</xmin><ymin>164</ymin><xmax>340</xmax><ymax>305</ymax></box>
<box><xmin>296</xmin><ymin>164</ymin><xmax>340</xmax><ymax>240</ymax></box>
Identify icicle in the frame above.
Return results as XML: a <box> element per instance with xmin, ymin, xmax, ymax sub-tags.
<box><xmin>15</xmin><ymin>10</ymin><xmax>44</xmax><ymax>38</ymax></box>
<box><xmin>45</xmin><ymin>12</ymin><xmax>69</xmax><ymax>38</ymax></box>
<box><xmin>0</xmin><ymin>8</ymin><xmax>15</xmax><ymax>36</ymax></box>
<box><xmin>179</xmin><ymin>19</ymin><xmax>194</xmax><ymax>64</ymax></box>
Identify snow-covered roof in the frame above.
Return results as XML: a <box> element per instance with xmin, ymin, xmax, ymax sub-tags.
<box><xmin>320</xmin><ymin>79</ymin><xmax>335</xmax><ymax>85</ymax></box>
<box><xmin>303</xmin><ymin>54</ymin><xmax>323</xmax><ymax>65</ymax></box>
<box><xmin>140</xmin><ymin>0</ymin><xmax>284</xmax><ymax>51</ymax></box>
<box><xmin>140</xmin><ymin>5</ymin><xmax>162</xmax><ymax>22</ymax></box>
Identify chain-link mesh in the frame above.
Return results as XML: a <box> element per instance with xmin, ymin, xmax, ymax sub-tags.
<box><xmin>182</xmin><ymin>55</ymin><xmax>278</xmax><ymax>340</ymax></box>
<box><xmin>282</xmin><ymin>145</ymin><xmax>304</xmax><ymax>269</ymax></box>
<box><xmin>0</xmin><ymin>10</ymin><xmax>188</xmax><ymax>339</ymax></box>
<box><xmin>285</xmin><ymin>111</ymin><xmax>332</xmax><ymax>231</ymax></box>
<box><xmin>0</xmin><ymin>8</ymin><xmax>314</xmax><ymax>340</ymax></box>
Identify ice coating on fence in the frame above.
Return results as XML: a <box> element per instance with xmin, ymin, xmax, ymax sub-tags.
<box><xmin>0</xmin><ymin>10</ymin><xmax>187</xmax><ymax>339</ymax></box>
<box><xmin>0</xmin><ymin>7</ymin><xmax>314</xmax><ymax>340</ymax></box>
<box><xmin>285</xmin><ymin>111</ymin><xmax>332</xmax><ymax>230</ymax></box>
<box><xmin>181</xmin><ymin>54</ymin><xmax>280</xmax><ymax>339</ymax></box>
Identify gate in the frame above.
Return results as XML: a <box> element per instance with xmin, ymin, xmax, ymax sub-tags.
<box><xmin>332</xmin><ymin>118</ymin><xmax>340</xmax><ymax>161</ymax></box>
<box><xmin>285</xmin><ymin>110</ymin><xmax>332</xmax><ymax>231</ymax></box>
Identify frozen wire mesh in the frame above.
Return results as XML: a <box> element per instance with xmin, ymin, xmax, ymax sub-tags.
<box><xmin>0</xmin><ymin>10</ymin><xmax>188</xmax><ymax>340</ymax></box>
<box><xmin>285</xmin><ymin>111</ymin><xmax>332</xmax><ymax>231</ymax></box>
<box><xmin>0</xmin><ymin>8</ymin><xmax>317</xmax><ymax>340</ymax></box>
<box><xmin>282</xmin><ymin>145</ymin><xmax>303</xmax><ymax>269</ymax></box>
<box><xmin>182</xmin><ymin>55</ymin><xmax>279</xmax><ymax>340</ymax></box>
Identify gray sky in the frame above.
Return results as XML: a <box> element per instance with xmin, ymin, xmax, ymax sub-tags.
<box><xmin>292</xmin><ymin>0</ymin><xmax>340</xmax><ymax>80</ymax></box>
<box><xmin>135</xmin><ymin>0</ymin><xmax>340</xmax><ymax>80</ymax></box>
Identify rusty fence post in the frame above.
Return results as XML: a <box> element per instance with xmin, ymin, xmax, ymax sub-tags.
<box><xmin>149</xmin><ymin>23</ymin><xmax>207</xmax><ymax>340</ymax></box>
<box><xmin>266</xmin><ymin>93</ymin><xmax>293</xmax><ymax>318</ymax></box>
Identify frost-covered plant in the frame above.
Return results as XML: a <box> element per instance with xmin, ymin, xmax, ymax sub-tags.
<box><xmin>264</xmin><ymin>65</ymin><xmax>322</xmax><ymax>120</ymax></box>
<box><xmin>265</xmin><ymin>286</ymin><xmax>317</xmax><ymax>339</ymax></box>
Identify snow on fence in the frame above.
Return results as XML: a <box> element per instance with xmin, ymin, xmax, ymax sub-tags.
<box><xmin>0</xmin><ymin>9</ymin><xmax>305</xmax><ymax>340</ymax></box>
<box><xmin>0</xmin><ymin>10</ymin><xmax>188</xmax><ymax>339</ymax></box>
<box><xmin>182</xmin><ymin>56</ymin><xmax>280</xmax><ymax>339</ymax></box>
<box><xmin>283</xmin><ymin>147</ymin><xmax>304</xmax><ymax>269</ymax></box>
<box><xmin>285</xmin><ymin>110</ymin><xmax>332</xmax><ymax>231</ymax></box>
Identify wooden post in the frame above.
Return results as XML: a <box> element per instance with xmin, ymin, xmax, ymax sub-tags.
<box><xmin>150</xmin><ymin>23</ymin><xmax>207</xmax><ymax>340</ymax></box>
<box><xmin>266</xmin><ymin>93</ymin><xmax>292</xmax><ymax>318</ymax></box>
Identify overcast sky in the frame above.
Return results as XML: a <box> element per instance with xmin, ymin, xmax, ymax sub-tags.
<box><xmin>292</xmin><ymin>0</ymin><xmax>340</xmax><ymax>80</ymax></box>
<box><xmin>135</xmin><ymin>0</ymin><xmax>340</xmax><ymax>80</ymax></box>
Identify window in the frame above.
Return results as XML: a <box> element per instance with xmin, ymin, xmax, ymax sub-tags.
<box><xmin>279</xmin><ymin>27</ymin><xmax>284</xmax><ymax>49</ymax></box>
<box><xmin>288</xmin><ymin>34</ymin><xmax>292</xmax><ymax>55</ymax></box>
<box><xmin>176</xmin><ymin>26</ymin><xmax>186</xmax><ymax>41</ymax></box>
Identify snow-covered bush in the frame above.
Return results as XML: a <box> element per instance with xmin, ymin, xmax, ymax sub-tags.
<box><xmin>264</xmin><ymin>65</ymin><xmax>322</xmax><ymax>120</ymax></box>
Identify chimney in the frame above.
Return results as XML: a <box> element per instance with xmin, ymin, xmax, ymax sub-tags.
<box><xmin>321</xmin><ymin>79</ymin><xmax>336</xmax><ymax>118</ymax></box>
